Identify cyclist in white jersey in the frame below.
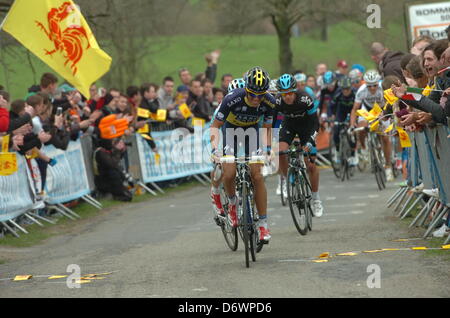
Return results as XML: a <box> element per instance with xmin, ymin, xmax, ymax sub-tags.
<box><xmin>350</xmin><ymin>70</ymin><xmax>394</xmax><ymax>181</ymax></box>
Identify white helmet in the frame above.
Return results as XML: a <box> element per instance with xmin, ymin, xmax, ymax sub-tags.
<box><xmin>269</xmin><ymin>79</ymin><xmax>278</xmax><ymax>92</ymax></box>
<box><xmin>227</xmin><ymin>78</ymin><xmax>245</xmax><ymax>93</ymax></box>
<box><xmin>363</xmin><ymin>70</ymin><xmax>381</xmax><ymax>85</ymax></box>
<box><xmin>294</xmin><ymin>73</ymin><xmax>307</xmax><ymax>83</ymax></box>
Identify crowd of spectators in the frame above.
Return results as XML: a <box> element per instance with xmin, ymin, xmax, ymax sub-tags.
<box><xmin>0</xmin><ymin>49</ymin><xmax>228</xmax><ymax>209</ymax></box>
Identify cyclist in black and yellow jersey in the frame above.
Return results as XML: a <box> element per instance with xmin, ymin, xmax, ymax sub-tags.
<box><xmin>210</xmin><ymin>67</ymin><xmax>275</xmax><ymax>243</ymax></box>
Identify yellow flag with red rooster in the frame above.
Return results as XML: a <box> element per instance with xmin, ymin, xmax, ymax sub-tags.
<box><xmin>1</xmin><ymin>0</ymin><xmax>112</xmax><ymax>98</ymax></box>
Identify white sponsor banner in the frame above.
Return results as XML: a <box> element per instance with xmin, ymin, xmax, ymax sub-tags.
<box><xmin>0</xmin><ymin>155</ymin><xmax>35</xmax><ymax>222</ymax></box>
<box><xmin>43</xmin><ymin>140</ymin><xmax>91</xmax><ymax>204</ymax></box>
<box><xmin>136</xmin><ymin>126</ymin><xmax>213</xmax><ymax>183</ymax></box>
<box><xmin>408</xmin><ymin>2</ymin><xmax>450</xmax><ymax>43</ymax></box>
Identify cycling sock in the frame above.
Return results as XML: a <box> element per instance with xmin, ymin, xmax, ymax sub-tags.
<box><xmin>228</xmin><ymin>195</ymin><xmax>237</xmax><ymax>205</ymax></box>
<box><xmin>312</xmin><ymin>192</ymin><xmax>320</xmax><ymax>201</ymax></box>
<box><xmin>211</xmin><ymin>186</ymin><xmax>220</xmax><ymax>195</ymax></box>
<box><xmin>258</xmin><ymin>216</ymin><xmax>268</xmax><ymax>228</ymax></box>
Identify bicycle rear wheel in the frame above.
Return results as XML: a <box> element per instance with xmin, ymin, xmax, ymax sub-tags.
<box><xmin>371</xmin><ymin>148</ymin><xmax>385</xmax><ymax>191</ymax></box>
<box><xmin>287</xmin><ymin>167</ymin><xmax>308</xmax><ymax>235</ymax></box>
<box><xmin>280</xmin><ymin>176</ymin><xmax>287</xmax><ymax>206</ymax></box>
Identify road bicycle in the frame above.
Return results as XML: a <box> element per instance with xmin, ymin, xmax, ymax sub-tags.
<box><xmin>279</xmin><ymin>141</ymin><xmax>313</xmax><ymax>235</ymax></box>
<box><xmin>220</xmin><ymin>155</ymin><xmax>266</xmax><ymax>268</ymax></box>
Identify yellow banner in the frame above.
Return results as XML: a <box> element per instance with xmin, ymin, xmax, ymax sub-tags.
<box><xmin>384</xmin><ymin>123</ymin><xmax>394</xmax><ymax>134</ymax></box>
<box><xmin>370</xmin><ymin>120</ymin><xmax>379</xmax><ymax>132</ymax></box>
<box><xmin>422</xmin><ymin>85</ymin><xmax>434</xmax><ymax>97</ymax></box>
<box><xmin>178</xmin><ymin>103</ymin><xmax>192</xmax><ymax>119</ymax></box>
<box><xmin>397</xmin><ymin>127</ymin><xmax>411</xmax><ymax>148</ymax></box>
<box><xmin>0</xmin><ymin>152</ymin><xmax>18</xmax><ymax>176</ymax></box>
<box><xmin>1</xmin><ymin>135</ymin><xmax>9</xmax><ymax>153</ymax></box>
<box><xmin>369</xmin><ymin>103</ymin><xmax>383</xmax><ymax>118</ymax></box>
<box><xmin>356</xmin><ymin>109</ymin><xmax>376</xmax><ymax>122</ymax></box>
<box><xmin>137</xmin><ymin>108</ymin><xmax>150</xmax><ymax>119</ymax></box>
<box><xmin>138</xmin><ymin>124</ymin><xmax>149</xmax><ymax>134</ymax></box>
<box><xmin>156</xmin><ymin>109</ymin><xmax>167</xmax><ymax>122</ymax></box>
<box><xmin>384</xmin><ymin>89</ymin><xmax>398</xmax><ymax>105</ymax></box>
<box><xmin>1</xmin><ymin>0</ymin><xmax>112</xmax><ymax>98</ymax></box>
<box><xmin>192</xmin><ymin>117</ymin><xmax>205</xmax><ymax>127</ymax></box>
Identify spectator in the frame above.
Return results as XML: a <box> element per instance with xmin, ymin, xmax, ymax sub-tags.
<box><xmin>306</xmin><ymin>75</ymin><xmax>317</xmax><ymax>93</ymax></box>
<box><xmin>394</xmin><ymin>41</ymin><xmax>450</xmax><ymax>126</ymax></box>
<box><xmin>1</xmin><ymin>90</ymin><xmax>35</xmax><ymax>134</ymax></box>
<box><xmin>178</xmin><ymin>50</ymin><xmax>220</xmax><ymax>87</ymax></box>
<box><xmin>212</xmin><ymin>88</ymin><xmax>226</xmax><ymax>108</ymax></box>
<box><xmin>335</xmin><ymin>60</ymin><xmax>349</xmax><ymax>79</ymax></box>
<box><xmin>187</xmin><ymin>79</ymin><xmax>211</xmax><ymax>122</ymax></box>
<box><xmin>137</xmin><ymin>83</ymin><xmax>159</xmax><ymax>152</ymax></box>
<box><xmin>370</xmin><ymin>42</ymin><xmax>406</xmax><ymax>83</ymax></box>
<box><xmin>126</xmin><ymin>85</ymin><xmax>141</xmax><ymax>117</ymax></box>
<box><xmin>411</xmin><ymin>35</ymin><xmax>434</xmax><ymax>56</ymax></box>
<box><xmin>179</xmin><ymin>68</ymin><xmax>192</xmax><ymax>87</ymax></box>
<box><xmin>94</xmin><ymin>137</ymin><xmax>133</xmax><ymax>202</ymax></box>
<box><xmin>157</xmin><ymin>76</ymin><xmax>175</xmax><ymax>110</ymax></box>
<box><xmin>400</xmin><ymin>53</ymin><xmax>418</xmax><ymax>87</ymax></box>
<box><xmin>220</xmin><ymin>74</ymin><xmax>233</xmax><ymax>92</ymax></box>
<box><xmin>315</xmin><ymin>63</ymin><xmax>328</xmax><ymax>89</ymax></box>
<box><xmin>39</xmin><ymin>72</ymin><xmax>58</xmax><ymax>97</ymax></box>
<box><xmin>202</xmin><ymin>78</ymin><xmax>215</xmax><ymax>107</ymax></box>
<box><xmin>0</xmin><ymin>92</ymin><xmax>10</xmax><ymax>133</ymax></box>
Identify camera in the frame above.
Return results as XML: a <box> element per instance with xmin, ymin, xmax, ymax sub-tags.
<box><xmin>122</xmin><ymin>170</ymin><xmax>135</xmax><ymax>187</ymax></box>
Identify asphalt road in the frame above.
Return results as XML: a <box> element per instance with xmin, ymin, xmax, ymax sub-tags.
<box><xmin>1</xmin><ymin>168</ymin><xmax>449</xmax><ymax>298</ymax></box>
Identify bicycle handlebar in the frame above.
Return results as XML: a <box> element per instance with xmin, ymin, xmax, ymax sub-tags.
<box><xmin>219</xmin><ymin>155</ymin><xmax>266</xmax><ymax>164</ymax></box>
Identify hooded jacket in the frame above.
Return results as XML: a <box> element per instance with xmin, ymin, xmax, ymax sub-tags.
<box><xmin>379</xmin><ymin>51</ymin><xmax>406</xmax><ymax>83</ymax></box>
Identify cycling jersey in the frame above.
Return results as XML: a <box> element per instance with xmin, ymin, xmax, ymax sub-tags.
<box><xmin>274</xmin><ymin>90</ymin><xmax>319</xmax><ymax>151</ymax></box>
<box><xmin>215</xmin><ymin>88</ymin><xmax>275</xmax><ymax>128</ymax></box>
<box><xmin>354</xmin><ymin>83</ymin><xmax>384</xmax><ymax>111</ymax></box>
<box><xmin>331</xmin><ymin>88</ymin><xmax>355</xmax><ymax>122</ymax></box>
<box><xmin>318</xmin><ymin>84</ymin><xmax>339</xmax><ymax>117</ymax></box>
<box><xmin>215</xmin><ymin>88</ymin><xmax>275</xmax><ymax>157</ymax></box>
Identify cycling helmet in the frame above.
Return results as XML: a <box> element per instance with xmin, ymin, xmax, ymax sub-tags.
<box><xmin>227</xmin><ymin>78</ymin><xmax>245</xmax><ymax>93</ymax></box>
<box><xmin>269</xmin><ymin>79</ymin><xmax>277</xmax><ymax>92</ymax></box>
<box><xmin>276</xmin><ymin>73</ymin><xmax>297</xmax><ymax>92</ymax></box>
<box><xmin>323</xmin><ymin>71</ymin><xmax>336</xmax><ymax>85</ymax></box>
<box><xmin>348</xmin><ymin>69</ymin><xmax>362</xmax><ymax>83</ymax></box>
<box><xmin>294</xmin><ymin>73</ymin><xmax>307</xmax><ymax>83</ymax></box>
<box><xmin>245</xmin><ymin>67</ymin><xmax>270</xmax><ymax>94</ymax></box>
<box><xmin>363</xmin><ymin>70</ymin><xmax>381</xmax><ymax>85</ymax></box>
<box><xmin>351</xmin><ymin>64</ymin><xmax>366</xmax><ymax>74</ymax></box>
<box><xmin>339</xmin><ymin>76</ymin><xmax>352</xmax><ymax>89</ymax></box>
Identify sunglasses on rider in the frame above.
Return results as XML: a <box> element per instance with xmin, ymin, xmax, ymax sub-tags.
<box><xmin>281</xmin><ymin>91</ymin><xmax>296</xmax><ymax>97</ymax></box>
<box><xmin>246</xmin><ymin>88</ymin><xmax>266</xmax><ymax>99</ymax></box>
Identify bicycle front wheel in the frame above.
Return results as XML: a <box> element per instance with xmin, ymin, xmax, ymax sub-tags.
<box><xmin>287</xmin><ymin>167</ymin><xmax>308</xmax><ymax>235</ymax></box>
<box><xmin>329</xmin><ymin>134</ymin><xmax>341</xmax><ymax>179</ymax></box>
<box><xmin>239</xmin><ymin>184</ymin><xmax>251</xmax><ymax>268</ymax></box>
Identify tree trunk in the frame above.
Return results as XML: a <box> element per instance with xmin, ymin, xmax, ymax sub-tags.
<box><xmin>277</xmin><ymin>29</ymin><xmax>293</xmax><ymax>74</ymax></box>
<box><xmin>272</xmin><ymin>12</ymin><xmax>293</xmax><ymax>75</ymax></box>
<box><xmin>320</xmin><ymin>13</ymin><xmax>327</xmax><ymax>42</ymax></box>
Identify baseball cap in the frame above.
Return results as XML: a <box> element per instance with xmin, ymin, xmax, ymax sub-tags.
<box><xmin>337</xmin><ymin>60</ymin><xmax>348</xmax><ymax>68</ymax></box>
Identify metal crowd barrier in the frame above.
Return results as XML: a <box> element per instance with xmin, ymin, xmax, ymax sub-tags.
<box><xmin>387</xmin><ymin>124</ymin><xmax>450</xmax><ymax>244</ymax></box>
<box><xmin>1</xmin><ymin>125</ymin><xmax>215</xmax><ymax>238</ymax></box>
